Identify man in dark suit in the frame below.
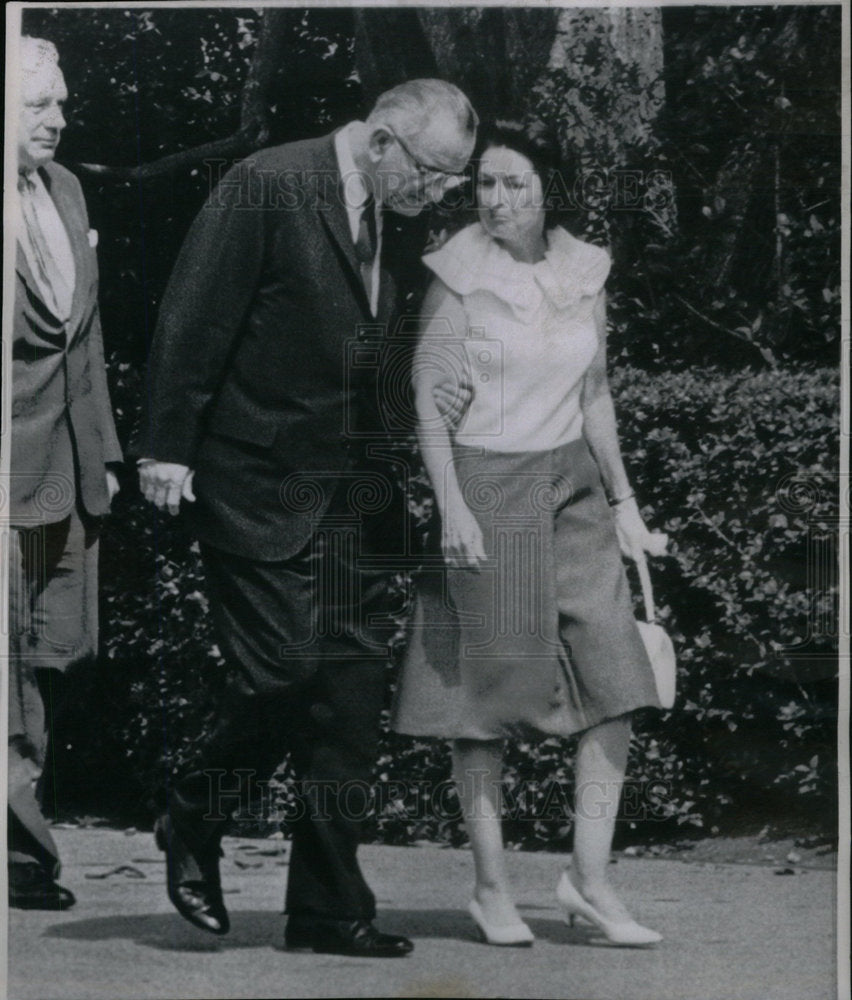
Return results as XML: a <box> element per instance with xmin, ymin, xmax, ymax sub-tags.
<box><xmin>139</xmin><ymin>79</ymin><xmax>477</xmax><ymax>956</ymax></box>
<box><xmin>7</xmin><ymin>36</ymin><xmax>122</xmax><ymax>910</ymax></box>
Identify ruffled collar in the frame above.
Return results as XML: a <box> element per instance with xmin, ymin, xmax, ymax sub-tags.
<box><xmin>422</xmin><ymin>223</ymin><xmax>610</xmax><ymax>321</ymax></box>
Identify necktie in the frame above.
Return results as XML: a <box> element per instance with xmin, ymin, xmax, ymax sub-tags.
<box><xmin>17</xmin><ymin>172</ymin><xmax>74</xmax><ymax>321</ymax></box>
<box><xmin>354</xmin><ymin>193</ymin><xmax>377</xmax><ymax>304</ymax></box>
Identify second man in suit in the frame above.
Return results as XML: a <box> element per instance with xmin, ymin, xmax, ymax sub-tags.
<box><xmin>139</xmin><ymin>79</ymin><xmax>477</xmax><ymax>956</ymax></box>
<box><xmin>8</xmin><ymin>36</ymin><xmax>122</xmax><ymax>910</ymax></box>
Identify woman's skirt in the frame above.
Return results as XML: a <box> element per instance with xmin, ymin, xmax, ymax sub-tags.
<box><xmin>391</xmin><ymin>436</ymin><xmax>661</xmax><ymax>740</ymax></box>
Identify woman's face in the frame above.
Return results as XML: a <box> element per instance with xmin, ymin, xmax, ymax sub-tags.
<box><xmin>477</xmin><ymin>145</ymin><xmax>546</xmax><ymax>248</ymax></box>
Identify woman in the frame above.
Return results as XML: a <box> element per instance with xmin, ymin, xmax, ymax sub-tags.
<box><xmin>392</xmin><ymin>122</ymin><xmax>667</xmax><ymax>947</ymax></box>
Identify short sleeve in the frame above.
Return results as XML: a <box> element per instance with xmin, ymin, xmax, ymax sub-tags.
<box><xmin>421</xmin><ymin>225</ymin><xmax>494</xmax><ymax>296</ymax></box>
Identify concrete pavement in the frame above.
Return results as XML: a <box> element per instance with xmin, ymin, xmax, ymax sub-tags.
<box><xmin>4</xmin><ymin>827</ymin><xmax>839</xmax><ymax>1000</ymax></box>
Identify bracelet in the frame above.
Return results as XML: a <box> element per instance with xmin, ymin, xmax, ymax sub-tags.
<box><xmin>608</xmin><ymin>491</ymin><xmax>635</xmax><ymax>507</ymax></box>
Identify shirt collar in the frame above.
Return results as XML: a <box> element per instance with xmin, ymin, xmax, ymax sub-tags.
<box><xmin>422</xmin><ymin>223</ymin><xmax>611</xmax><ymax>321</ymax></box>
<box><xmin>17</xmin><ymin>165</ymin><xmax>45</xmax><ymax>194</ymax></box>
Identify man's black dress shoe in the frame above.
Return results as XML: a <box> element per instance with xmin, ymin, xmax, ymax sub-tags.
<box><xmin>285</xmin><ymin>917</ymin><xmax>414</xmax><ymax>957</ymax></box>
<box><xmin>9</xmin><ymin>864</ymin><xmax>76</xmax><ymax>911</ymax></box>
<box><xmin>154</xmin><ymin>813</ymin><xmax>229</xmax><ymax>935</ymax></box>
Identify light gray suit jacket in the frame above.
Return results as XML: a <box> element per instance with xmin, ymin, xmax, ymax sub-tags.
<box><xmin>11</xmin><ymin>161</ymin><xmax>122</xmax><ymax>525</ymax></box>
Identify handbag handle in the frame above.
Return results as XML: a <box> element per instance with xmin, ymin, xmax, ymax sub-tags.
<box><xmin>635</xmin><ymin>552</ymin><xmax>656</xmax><ymax>624</ymax></box>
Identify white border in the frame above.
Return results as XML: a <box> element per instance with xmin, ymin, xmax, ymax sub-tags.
<box><xmin>1</xmin><ymin>6</ymin><xmax>24</xmax><ymax>998</ymax></box>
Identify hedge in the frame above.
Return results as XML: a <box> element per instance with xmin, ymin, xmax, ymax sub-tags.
<box><xmin>47</xmin><ymin>364</ymin><xmax>840</xmax><ymax>849</ymax></box>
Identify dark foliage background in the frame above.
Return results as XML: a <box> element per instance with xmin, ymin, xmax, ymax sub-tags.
<box><xmin>21</xmin><ymin>6</ymin><xmax>841</xmax><ymax>845</ymax></box>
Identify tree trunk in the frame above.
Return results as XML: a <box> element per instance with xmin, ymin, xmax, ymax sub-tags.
<box><xmin>354</xmin><ymin>7</ymin><xmax>662</xmax><ymax>159</ymax></box>
<box><xmin>545</xmin><ymin>7</ymin><xmax>665</xmax><ymax>160</ymax></box>
<box><xmin>239</xmin><ymin>9</ymin><xmax>300</xmax><ymax>146</ymax></box>
<box><xmin>353</xmin><ymin>7</ymin><xmax>668</xmax><ymax>246</ymax></box>
<box><xmin>352</xmin><ymin>7</ymin><xmax>562</xmax><ymax>121</ymax></box>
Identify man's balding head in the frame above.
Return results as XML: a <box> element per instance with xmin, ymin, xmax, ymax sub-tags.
<box><xmin>18</xmin><ymin>36</ymin><xmax>67</xmax><ymax>171</ymax></box>
<box><xmin>358</xmin><ymin>79</ymin><xmax>478</xmax><ymax>216</ymax></box>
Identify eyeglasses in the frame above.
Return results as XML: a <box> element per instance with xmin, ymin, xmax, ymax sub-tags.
<box><xmin>384</xmin><ymin>125</ymin><xmax>467</xmax><ymax>183</ymax></box>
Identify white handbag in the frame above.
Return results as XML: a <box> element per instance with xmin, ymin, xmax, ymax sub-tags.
<box><xmin>635</xmin><ymin>554</ymin><xmax>677</xmax><ymax>710</ymax></box>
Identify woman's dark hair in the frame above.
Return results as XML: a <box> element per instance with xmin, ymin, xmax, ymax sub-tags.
<box><xmin>473</xmin><ymin>119</ymin><xmax>576</xmax><ymax>231</ymax></box>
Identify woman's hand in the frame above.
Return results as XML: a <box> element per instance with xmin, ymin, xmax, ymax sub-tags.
<box><xmin>442</xmin><ymin>496</ymin><xmax>487</xmax><ymax>569</ymax></box>
<box><xmin>612</xmin><ymin>497</ymin><xmax>668</xmax><ymax>561</ymax></box>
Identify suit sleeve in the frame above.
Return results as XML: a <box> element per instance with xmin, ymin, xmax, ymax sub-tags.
<box><xmin>138</xmin><ymin>161</ymin><xmax>268</xmax><ymax>466</ymax></box>
<box><xmin>87</xmin><ymin>306</ymin><xmax>123</xmax><ymax>465</ymax></box>
<box><xmin>64</xmin><ymin>171</ymin><xmax>124</xmax><ymax>467</ymax></box>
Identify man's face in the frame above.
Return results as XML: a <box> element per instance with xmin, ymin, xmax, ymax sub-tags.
<box><xmin>19</xmin><ymin>62</ymin><xmax>67</xmax><ymax>171</ymax></box>
<box><xmin>373</xmin><ymin>114</ymin><xmax>475</xmax><ymax>217</ymax></box>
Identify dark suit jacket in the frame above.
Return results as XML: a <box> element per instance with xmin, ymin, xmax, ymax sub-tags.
<box><xmin>142</xmin><ymin>130</ymin><xmax>424</xmax><ymax>562</ymax></box>
<box><xmin>11</xmin><ymin>161</ymin><xmax>122</xmax><ymax>525</ymax></box>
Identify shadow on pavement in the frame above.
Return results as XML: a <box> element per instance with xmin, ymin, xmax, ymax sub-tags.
<box><xmin>40</xmin><ymin>906</ymin><xmax>597</xmax><ymax>953</ymax></box>
<box><xmin>42</xmin><ymin>911</ymin><xmax>280</xmax><ymax>952</ymax></box>
<box><xmin>378</xmin><ymin>909</ymin><xmax>601</xmax><ymax>948</ymax></box>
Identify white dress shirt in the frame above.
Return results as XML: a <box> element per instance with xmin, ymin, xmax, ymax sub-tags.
<box><xmin>17</xmin><ymin>167</ymin><xmax>76</xmax><ymax>321</ymax></box>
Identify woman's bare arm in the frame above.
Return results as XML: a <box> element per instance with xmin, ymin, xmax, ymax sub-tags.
<box><xmin>413</xmin><ymin>278</ymin><xmax>486</xmax><ymax>567</ymax></box>
<box><xmin>582</xmin><ymin>291</ymin><xmax>667</xmax><ymax>559</ymax></box>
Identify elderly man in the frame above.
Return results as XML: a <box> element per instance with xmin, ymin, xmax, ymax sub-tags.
<box><xmin>8</xmin><ymin>36</ymin><xmax>122</xmax><ymax>910</ymax></box>
<box><xmin>139</xmin><ymin>79</ymin><xmax>477</xmax><ymax>955</ymax></box>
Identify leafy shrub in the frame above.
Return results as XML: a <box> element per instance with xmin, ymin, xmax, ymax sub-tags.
<box><xmin>616</xmin><ymin>365</ymin><xmax>839</xmax><ymax>834</ymax></box>
<box><xmin>44</xmin><ymin>309</ymin><xmax>838</xmax><ymax>848</ymax></box>
<box><xmin>58</xmin><ymin>365</ymin><xmax>840</xmax><ymax>843</ymax></box>
<box><xmin>373</xmin><ymin>364</ymin><xmax>840</xmax><ymax>847</ymax></box>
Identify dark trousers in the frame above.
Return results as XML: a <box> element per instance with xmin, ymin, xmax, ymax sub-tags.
<box><xmin>171</xmin><ymin>505</ymin><xmax>402</xmax><ymax>920</ymax></box>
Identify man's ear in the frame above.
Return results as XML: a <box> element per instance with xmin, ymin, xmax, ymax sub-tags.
<box><xmin>367</xmin><ymin>125</ymin><xmax>394</xmax><ymax>164</ymax></box>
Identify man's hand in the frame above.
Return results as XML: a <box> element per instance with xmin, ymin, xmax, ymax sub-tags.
<box><xmin>138</xmin><ymin>460</ymin><xmax>196</xmax><ymax>516</ymax></box>
<box><xmin>613</xmin><ymin>497</ymin><xmax>668</xmax><ymax>561</ymax></box>
<box><xmin>433</xmin><ymin>378</ymin><xmax>473</xmax><ymax>428</ymax></box>
<box><xmin>105</xmin><ymin>469</ymin><xmax>121</xmax><ymax>503</ymax></box>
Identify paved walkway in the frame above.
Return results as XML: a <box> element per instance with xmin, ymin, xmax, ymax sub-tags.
<box><xmin>4</xmin><ymin>827</ymin><xmax>839</xmax><ymax>1000</ymax></box>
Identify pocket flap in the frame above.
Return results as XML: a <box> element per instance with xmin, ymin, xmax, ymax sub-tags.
<box><xmin>205</xmin><ymin>400</ymin><xmax>279</xmax><ymax>448</ymax></box>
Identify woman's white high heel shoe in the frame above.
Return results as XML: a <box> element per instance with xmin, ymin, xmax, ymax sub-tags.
<box><xmin>468</xmin><ymin>899</ymin><xmax>534</xmax><ymax>947</ymax></box>
<box><xmin>556</xmin><ymin>871</ymin><xmax>662</xmax><ymax>947</ymax></box>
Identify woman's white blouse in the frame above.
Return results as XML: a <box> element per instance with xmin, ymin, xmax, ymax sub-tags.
<box><xmin>421</xmin><ymin>223</ymin><xmax>611</xmax><ymax>453</ymax></box>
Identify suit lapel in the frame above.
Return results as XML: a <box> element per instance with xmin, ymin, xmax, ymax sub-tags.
<box><xmin>15</xmin><ymin>238</ymin><xmax>39</xmax><ymax>296</ymax></box>
<box><xmin>312</xmin><ymin>134</ymin><xmax>375</xmax><ymax>320</ymax></box>
<box><xmin>15</xmin><ymin>208</ymin><xmax>68</xmax><ymax>342</ymax></box>
<box><xmin>14</xmin><ymin>182</ymin><xmax>51</xmax><ymax>314</ymax></box>
<box><xmin>15</xmin><ymin>240</ymin><xmax>67</xmax><ymax>351</ymax></box>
